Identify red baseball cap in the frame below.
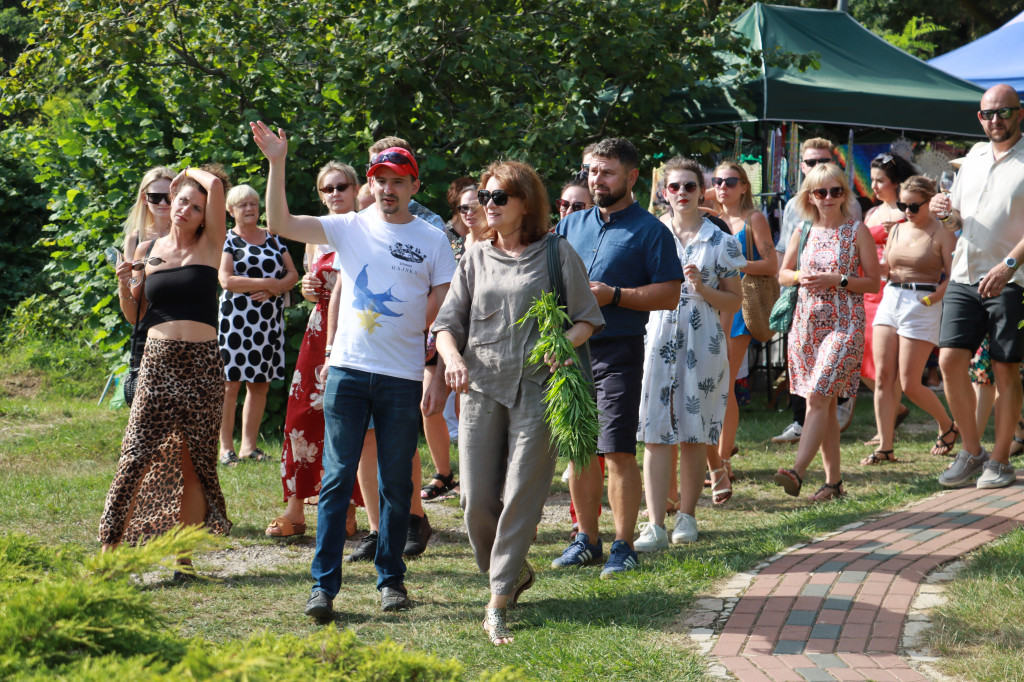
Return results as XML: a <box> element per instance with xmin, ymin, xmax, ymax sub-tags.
<box><xmin>366</xmin><ymin>147</ymin><xmax>419</xmax><ymax>179</ymax></box>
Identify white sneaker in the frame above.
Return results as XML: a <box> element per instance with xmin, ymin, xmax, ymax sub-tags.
<box><xmin>671</xmin><ymin>512</ymin><xmax>698</xmax><ymax>544</ymax></box>
<box><xmin>836</xmin><ymin>396</ymin><xmax>857</xmax><ymax>432</ymax></box>
<box><xmin>634</xmin><ymin>522</ymin><xmax>668</xmax><ymax>552</ymax></box>
<box><xmin>976</xmin><ymin>460</ymin><xmax>1016</xmax><ymax>489</ymax></box>
<box><xmin>771</xmin><ymin>421</ymin><xmax>802</xmax><ymax>443</ymax></box>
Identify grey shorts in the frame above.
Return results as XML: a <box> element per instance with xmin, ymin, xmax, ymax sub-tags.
<box><xmin>590</xmin><ymin>336</ymin><xmax>645</xmax><ymax>456</ymax></box>
<box><xmin>939</xmin><ymin>282</ymin><xmax>1024</xmax><ymax>363</ymax></box>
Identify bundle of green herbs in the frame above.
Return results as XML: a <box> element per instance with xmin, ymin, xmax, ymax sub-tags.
<box><xmin>517</xmin><ymin>291</ymin><xmax>600</xmax><ymax>469</ymax></box>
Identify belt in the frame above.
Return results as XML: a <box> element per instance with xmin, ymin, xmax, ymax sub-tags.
<box><xmin>888</xmin><ymin>281</ymin><xmax>937</xmax><ymax>292</ymax></box>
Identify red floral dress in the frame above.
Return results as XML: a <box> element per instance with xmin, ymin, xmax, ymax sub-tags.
<box><xmin>788</xmin><ymin>220</ymin><xmax>865</xmax><ymax>399</ymax></box>
<box><xmin>280</xmin><ymin>247</ymin><xmax>363</xmax><ymax>505</ymax></box>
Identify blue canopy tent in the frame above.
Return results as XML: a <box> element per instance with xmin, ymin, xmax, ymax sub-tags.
<box><xmin>929</xmin><ymin>10</ymin><xmax>1024</xmax><ymax>96</ymax></box>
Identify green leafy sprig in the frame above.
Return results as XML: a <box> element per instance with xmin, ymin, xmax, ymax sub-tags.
<box><xmin>516</xmin><ymin>291</ymin><xmax>600</xmax><ymax>469</ymax></box>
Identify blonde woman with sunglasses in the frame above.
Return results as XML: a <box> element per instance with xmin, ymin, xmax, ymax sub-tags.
<box><xmin>774</xmin><ymin>164</ymin><xmax>880</xmax><ymax>502</ymax></box>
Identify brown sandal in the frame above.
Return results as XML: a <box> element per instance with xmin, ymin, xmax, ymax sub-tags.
<box><xmin>808</xmin><ymin>481</ymin><xmax>845</xmax><ymax>502</ymax></box>
<box><xmin>931</xmin><ymin>422</ymin><xmax>959</xmax><ymax>456</ymax></box>
<box><xmin>265</xmin><ymin>516</ymin><xmax>306</xmax><ymax>537</ymax></box>
<box><xmin>773</xmin><ymin>468</ymin><xmax>803</xmax><ymax>497</ymax></box>
<box><xmin>860</xmin><ymin>449</ymin><xmax>898</xmax><ymax>466</ymax></box>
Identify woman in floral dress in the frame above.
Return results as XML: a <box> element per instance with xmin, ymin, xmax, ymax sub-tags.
<box><xmin>774</xmin><ymin>163</ymin><xmax>880</xmax><ymax>502</ymax></box>
<box><xmin>635</xmin><ymin>157</ymin><xmax>745</xmax><ymax>553</ymax></box>
<box><xmin>265</xmin><ymin>162</ymin><xmax>362</xmax><ymax>537</ymax></box>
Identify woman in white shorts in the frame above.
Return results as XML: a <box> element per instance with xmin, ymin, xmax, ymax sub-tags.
<box><xmin>865</xmin><ymin>175</ymin><xmax>957</xmax><ymax>465</ymax></box>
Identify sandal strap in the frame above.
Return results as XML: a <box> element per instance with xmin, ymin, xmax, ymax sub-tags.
<box><xmin>484</xmin><ymin>607</ymin><xmax>513</xmax><ymax>643</ymax></box>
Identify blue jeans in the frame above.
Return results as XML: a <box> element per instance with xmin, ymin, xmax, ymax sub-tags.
<box><xmin>310</xmin><ymin>367</ymin><xmax>421</xmax><ymax>596</ymax></box>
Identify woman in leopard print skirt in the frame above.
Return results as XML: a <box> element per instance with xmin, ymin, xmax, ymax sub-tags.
<box><xmin>102</xmin><ymin>165</ymin><xmax>233</xmax><ymax>560</ymax></box>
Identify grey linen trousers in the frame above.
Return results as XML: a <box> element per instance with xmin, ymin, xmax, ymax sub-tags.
<box><xmin>459</xmin><ymin>379</ymin><xmax>558</xmax><ymax>595</ymax></box>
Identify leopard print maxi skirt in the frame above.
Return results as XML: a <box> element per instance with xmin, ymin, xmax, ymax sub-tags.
<box><xmin>98</xmin><ymin>338</ymin><xmax>232</xmax><ymax>545</ymax></box>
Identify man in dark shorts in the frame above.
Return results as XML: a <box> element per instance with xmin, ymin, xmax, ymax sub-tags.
<box><xmin>931</xmin><ymin>83</ymin><xmax>1024</xmax><ymax>489</ymax></box>
<box><xmin>552</xmin><ymin>138</ymin><xmax>683</xmax><ymax>578</ymax></box>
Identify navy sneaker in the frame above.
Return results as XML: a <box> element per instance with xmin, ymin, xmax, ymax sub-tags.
<box><xmin>600</xmin><ymin>540</ymin><xmax>639</xmax><ymax>579</ymax></box>
<box><xmin>551</xmin><ymin>532</ymin><xmax>603</xmax><ymax>568</ymax></box>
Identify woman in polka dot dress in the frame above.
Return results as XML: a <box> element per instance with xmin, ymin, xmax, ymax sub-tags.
<box><xmin>266</xmin><ymin>162</ymin><xmax>364</xmax><ymax>538</ymax></box>
<box><xmin>217</xmin><ymin>184</ymin><xmax>298</xmax><ymax>464</ymax></box>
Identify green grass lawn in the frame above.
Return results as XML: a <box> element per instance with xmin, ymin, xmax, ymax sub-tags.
<box><xmin>0</xmin><ymin>335</ymin><xmax>1017</xmax><ymax>680</ymax></box>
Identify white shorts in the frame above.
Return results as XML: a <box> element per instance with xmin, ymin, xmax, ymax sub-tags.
<box><xmin>873</xmin><ymin>284</ymin><xmax>942</xmax><ymax>345</ymax></box>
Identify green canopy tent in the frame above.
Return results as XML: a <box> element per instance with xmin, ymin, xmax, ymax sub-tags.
<box><xmin>679</xmin><ymin>3</ymin><xmax>986</xmax><ymax>138</ymax></box>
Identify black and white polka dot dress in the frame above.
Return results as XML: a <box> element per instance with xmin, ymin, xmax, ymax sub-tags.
<box><xmin>218</xmin><ymin>231</ymin><xmax>288</xmax><ymax>382</ymax></box>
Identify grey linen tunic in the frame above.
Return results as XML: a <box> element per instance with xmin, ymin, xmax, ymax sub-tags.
<box><xmin>432</xmin><ymin>234</ymin><xmax>604</xmax><ymax>593</ymax></box>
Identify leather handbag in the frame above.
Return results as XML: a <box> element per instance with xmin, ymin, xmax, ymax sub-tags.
<box><xmin>768</xmin><ymin>221</ymin><xmax>811</xmax><ymax>335</ymax></box>
<box><xmin>740</xmin><ymin>222</ymin><xmax>781</xmax><ymax>342</ymax></box>
<box><xmin>546</xmin><ymin>233</ymin><xmax>595</xmax><ymax>391</ymax></box>
<box><xmin>123</xmin><ymin>239</ymin><xmax>156</xmax><ymax>407</ymax></box>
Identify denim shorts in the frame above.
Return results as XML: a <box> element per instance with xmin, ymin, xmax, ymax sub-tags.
<box><xmin>590</xmin><ymin>336</ymin><xmax>645</xmax><ymax>456</ymax></box>
<box><xmin>939</xmin><ymin>282</ymin><xmax>1024</xmax><ymax>363</ymax></box>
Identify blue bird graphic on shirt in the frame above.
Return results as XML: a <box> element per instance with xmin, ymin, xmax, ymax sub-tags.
<box><xmin>353</xmin><ymin>265</ymin><xmax>403</xmax><ymax>333</ymax></box>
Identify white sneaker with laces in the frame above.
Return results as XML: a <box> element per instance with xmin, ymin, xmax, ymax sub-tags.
<box><xmin>771</xmin><ymin>421</ymin><xmax>802</xmax><ymax>443</ymax></box>
<box><xmin>671</xmin><ymin>512</ymin><xmax>698</xmax><ymax>544</ymax></box>
<box><xmin>634</xmin><ymin>522</ymin><xmax>668</xmax><ymax>552</ymax></box>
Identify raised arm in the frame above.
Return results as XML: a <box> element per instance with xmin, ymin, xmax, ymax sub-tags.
<box><xmin>250</xmin><ymin>121</ymin><xmax>328</xmax><ymax>245</ymax></box>
<box><xmin>170</xmin><ymin>166</ymin><xmax>226</xmax><ymax>247</ymax></box>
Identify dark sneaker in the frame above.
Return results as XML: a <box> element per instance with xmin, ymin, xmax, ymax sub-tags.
<box><xmin>551</xmin><ymin>532</ymin><xmax>603</xmax><ymax>568</ymax></box>
<box><xmin>381</xmin><ymin>584</ymin><xmax>412</xmax><ymax>612</ymax></box>
<box><xmin>939</xmin><ymin>447</ymin><xmax>988</xmax><ymax>488</ymax></box>
<box><xmin>345</xmin><ymin>530</ymin><xmax>378</xmax><ymax>563</ymax></box>
<box><xmin>600</xmin><ymin>540</ymin><xmax>639</xmax><ymax>579</ymax></box>
<box><xmin>304</xmin><ymin>590</ymin><xmax>333</xmax><ymax>622</ymax></box>
<box><xmin>404</xmin><ymin>513</ymin><xmax>432</xmax><ymax>557</ymax></box>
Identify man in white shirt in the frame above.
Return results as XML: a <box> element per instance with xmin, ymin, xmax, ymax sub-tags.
<box><xmin>931</xmin><ymin>84</ymin><xmax>1024</xmax><ymax>490</ymax></box>
<box><xmin>251</xmin><ymin>121</ymin><xmax>456</xmax><ymax>618</ymax></box>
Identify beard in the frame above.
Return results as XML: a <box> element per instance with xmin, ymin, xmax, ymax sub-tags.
<box><xmin>592</xmin><ymin>184</ymin><xmax>628</xmax><ymax>208</ymax></box>
<box><xmin>986</xmin><ymin>120</ymin><xmax>1020</xmax><ymax>143</ymax></box>
<box><xmin>377</xmin><ymin>195</ymin><xmax>399</xmax><ymax>214</ymax></box>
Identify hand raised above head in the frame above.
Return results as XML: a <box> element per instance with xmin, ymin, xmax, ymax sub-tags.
<box><xmin>250</xmin><ymin>121</ymin><xmax>288</xmax><ymax>163</ymax></box>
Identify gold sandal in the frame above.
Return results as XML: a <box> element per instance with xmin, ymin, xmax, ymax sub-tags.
<box><xmin>483</xmin><ymin>607</ymin><xmax>513</xmax><ymax>645</ymax></box>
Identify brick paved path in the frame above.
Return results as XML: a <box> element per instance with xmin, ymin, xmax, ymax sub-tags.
<box><xmin>711</xmin><ymin>475</ymin><xmax>1024</xmax><ymax>681</ymax></box>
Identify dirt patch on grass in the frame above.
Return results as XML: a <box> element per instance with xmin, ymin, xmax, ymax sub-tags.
<box><xmin>0</xmin><ymin>372</ymin><xmax>43</xmax><ymax>399</ymax></box>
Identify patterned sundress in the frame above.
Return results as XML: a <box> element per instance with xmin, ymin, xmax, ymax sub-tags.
<box><xmin>788</xmin><ymin>220</ymin><xmax>865</xmax><ymax>398</ymax></box>
<box><xmin>638</xmin><ymin>220</ymin><xmax>746</xmax><ymax>444</ymax></box>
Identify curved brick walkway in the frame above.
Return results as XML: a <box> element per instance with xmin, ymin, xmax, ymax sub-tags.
<box><xmin>708</xmin><ymin>474</ymin><xmax>1024</xmax><ymax>681</ymax></box>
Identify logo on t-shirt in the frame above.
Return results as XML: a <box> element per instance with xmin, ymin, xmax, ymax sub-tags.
<box><xmin>390</xmin><ymin>242</ymin><xmax>426</xmax><ymax>263</ymax></box>
<box><xmin>353</xmin><ymin>264</ymin><xmax>404</xmax><ymax>333</ymax></box>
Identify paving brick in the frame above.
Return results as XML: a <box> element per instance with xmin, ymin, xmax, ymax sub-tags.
<box><xmin>794</xmin><ymin>668</ymin><xmax>834</xmax><ymax>681</ymax></box>
<box><xmin>779</xmin><ymin>625</ymin><xmax>811</xmax><ymax>641</ymax></box>
<box><xmin>758</xmin><ymin>610</ymin><xmax>788</xmax><ymax>628</ymax></box>
<box><xmin>803</xmin><ymin>638</ymin><xmax>836</xmax><ymax>654</ymax></box>
<box><xmin>814</xmin><ymin>609</ymin><xmax>846</xmax><ymax>626</ymax></box>
<box><xmin>773</xmin><ymin>640</ymin><xmax>807</xmax><ymax>655</ymax></box>
<box><xmin>889</xmin><ymin>666</ymin><xmax>928</xmax><ymax>681</ymax></box>
<box><xmin>828</xmin><ymin>669</ymin><xmax>865</xmax><ymax>681</ymax></box>
<box><xmin>720</xmin><ymin>656</ymin><xmax>757</xmax><ymax>671</ymax></box>
<box><xmin>812</xmin><ymin>560</ymin><xmax>848</xmax><ymax>573</ymax></box>
<box><xmin>764</xmin><ymin>596</ymin><xmax>797</xmax><ymax>612</ymax></box>
<box><xmin>810</xmin><ymin>624</ymin><xmax>841</xmax><ymax>639</ymax></box>
<box><xmin>823</xmin><ymin>596</ymin><xmax>852</xmax><ymax>611</ymax></box>
<box><xmin>851</xmin><ymin>541</ymin><xmax>885</xmax><ymax>553</ymax></box>
<box><xmin>858</xmin><ymin>580</ymin><xmax>889</xmax><ymax>596</ymax></box>
<box><xmin>751</xmin><ymin>654</ymin><xmax>789</xmax><ymax>670</ymax></box>
<box><xmin>786</xmin><ymin>610</ymin><xmax>817</xmax><ymax>627</ymax></box>
<box><xmin>777</xmin><ymin>655</ymin><xmax>815</xmax><ymax>668</ymax></box>
<box><xmin>872</xmin><ymin>621</ymin><xmax>902</xmax><ymax>639</ymax></box>
<box><xmin>867</xmin><ymin>636</ymin><xmax>898</xmax><ymax>653</ymax></box>
<box><xmin>837</xmin><ymin>653</ymin><xmax>876</xmax><ymax>668</ymax></box>
<box><xmin>829</xmin><ymin>582</ymin><xmax>860</xmax><ymax>597</ymax></box>
<box><xmin>837</xmin><ymin>570</ymin><xmax>867</xmax><ymax>584</ymax></box>
<box><xmin>855</xmin><ymin>668</ymin><xmax>897</xmax><ymax>681</ymax></box>
<box><xmin>845</xmin><ymin>608</ymin><xmax>877</xmax><ymax>625</ymax></box>
<box><xmin>808</xmin><ymin>572</ymin><xmax>837</xmax><ymax>585</ymax></box>
<box><xmin>794</xmin><ymin>596</ymin><xmax>825</xmax><ymax>611</ymax></box>
<box><xmin>801</xmin><ymin>583</ymin><xmax>831</xmax><ymax>597</ymax></box>
<box><xmin>906</xmin><ymin>529</ymin><xmax>943</xmax><ymax>542</ymax></box>
<box><xmin>726</xmin><ymin>612</ymin><xmax>758</xmax><ymax>630</ymax></box>
<box><xmin>735</xmin><ymin>669</ymin><xmax>775</xmax><ymax>682</ymax></box>
<box><xmin>766</xmin><ymin>669</ymin><xmax>806</xmax><ymax>682</ymax></box>
<box><xmin>835</xmin><ymin>636</ymin><xmax>867</xmax><ymax>653</ymax></box>
<box><xmin>735</xmin><ymin>597</ymin><xmax>767</xmax><ymax>614</ymax></box>
<box><xmin>807</xmin><ymin>654</ymin><xmax>847</xmax><ymax>669</ymax></box>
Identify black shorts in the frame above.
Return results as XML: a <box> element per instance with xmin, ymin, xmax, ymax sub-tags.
<box><xmin>938</xmin><ymin>281</ymin><xmax>1024</xmax><ymax>363</ymax></box>
<box><xmin>590</xmin><ymin>336</ymin><xmax>645</xmax><ymax>456</ymax></box>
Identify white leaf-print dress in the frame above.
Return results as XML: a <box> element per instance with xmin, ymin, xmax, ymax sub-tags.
<box><xmin>638</xmin><ymin>220</ymin><xmax>746</xmax><ymax>445</ymax></box>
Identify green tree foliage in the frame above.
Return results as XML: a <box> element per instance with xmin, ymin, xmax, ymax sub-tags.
<box><xmin>880</xmin><ymin>17</ymin><xmax>948</xmax><ymax>59</ymax></box>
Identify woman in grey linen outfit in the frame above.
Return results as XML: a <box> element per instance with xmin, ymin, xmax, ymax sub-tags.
<box><xmin>433</xmin><ymin>160</ymin><xmax>604</xmax><ymax>645</ymax></box>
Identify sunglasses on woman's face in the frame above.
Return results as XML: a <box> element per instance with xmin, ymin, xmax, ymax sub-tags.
<box><xmin>666</xmin><ymin>181</ymin><xmax>699</xmax><ymax>194</ymax></box>
<box><xmin>319</xmin><ymin>183</ymin><xmax>352</xmax><ymax>194</ymax></box>
<box><xmin>556</xmin><ymin>199</ymin><xmax>587</xmax><ymax>212</ymax></box>
<box><xmin>896</xmin><ymin>201</ymin><xmax>925</xmax><ymax>214</ymax></box>
<box><xmin>478</xmin><ymin>189</ymin><xmax>510</xmax><ymax>206</ymax></box>
<box><xmin>457</xmin><ymin>203</ymin><xmax>481</xmax><ymax>215</ymax></box>
<box><xmin>811</xmin><ymin>186</ymin><xmax>845</xmax><ymax>199</ymax></box>
<box><xmin>712</xmin><ymin>177</ymin><xmax>740</xmax><ymax>188</ymax></box>
<box><xmin>146</xmin><ymin>192</ymin><xmax>171</xmax><ymax>205</ymax></box>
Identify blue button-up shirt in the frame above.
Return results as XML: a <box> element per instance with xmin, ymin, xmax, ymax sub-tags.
<box><xmin>556</xmin><ymin>201</ymin><xmax>683</xmax><ymax>340</ymax></box>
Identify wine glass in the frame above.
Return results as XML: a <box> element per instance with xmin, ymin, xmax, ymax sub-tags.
<box><xmin>938</xmin><ymin>171</ymin><xmax>954</xmax><ymax>217</ymax></box>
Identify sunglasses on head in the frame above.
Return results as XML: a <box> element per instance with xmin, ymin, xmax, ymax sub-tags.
<box><xmin>802</xmin><ymin>158</ymin><xmax>832</xmax><ymax>168</ymax></box>
<box><xmin>811</xmin><ymin>186</ymin><xmax>845</xmax><ymax>199</ymax></box>
<box><xmin>365</xmin><ymin>151</ymin><xmax>415</xmax><ymax>174</ymax></box>
<box><xmin>979</xmin><ymin>106</ymin><xmax>1021</xmax><ymax>121</ymax></box>
<box><xmin>457</xmin><ymin>203</ymin><xmax>480</xmax><ymax>215</ymax></box>
<box><xmin>478</xmin><ymin>189</ymin><xmax>511</xmax><ymax>206</ymax></box>
<box><xmin>319</xmin><ymin>183</ymin><xmax>352</xmax><ymax>195</ymax></box>
<box><xmin>146</xmin><ymin>192</ymin><xmax>171</xmax><ymax>205</ymax></box>
<box><xmin>666</xmin><ymin>181</ymin><xmax>699</xmax><ymax>194</ymax></box>
<box><xmin>556</xmin><ymin>199</ymin><xmax>587</xmax><ymax>212</ymax></box>
<box><xmin>875</xmin><ymin>153</ymin><xmax>894</xmax><ymax>166</ymax></box>
<box><xmin>896</xmin><ymin>201</ymin><xmax>925</xmax><ymax>214</ymax></box>
<box><xmin>712</xmin><ymin>177</ymin><xmax>740</xmax><ymax>188</ymax></box>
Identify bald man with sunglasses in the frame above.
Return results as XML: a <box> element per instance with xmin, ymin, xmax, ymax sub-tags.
<box><xmin>930</xmin><ymin>84</ymin><xmax>1024</xmax><ymax>490</ymax></box>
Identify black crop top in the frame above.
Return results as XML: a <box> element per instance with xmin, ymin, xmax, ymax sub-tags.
<box><xmin>142</xmin><ymin>265</ymin><xmax>219</xmax><ymax>330</ymax></box>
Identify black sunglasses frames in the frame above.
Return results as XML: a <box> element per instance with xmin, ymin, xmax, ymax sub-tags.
<box><xmin>811</xmin><ymin>186</ymin><xmax>845</xmax><ymax>199</ymax></box>
<box><xmin>478</xmin><ymin>189</ymin><xmax>510</xmax><ymax>206</ymax></box>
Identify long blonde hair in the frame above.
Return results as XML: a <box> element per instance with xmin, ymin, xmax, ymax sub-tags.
<box><xmin>122</xmin><ymin>166</ymin><xmax>174</xmax><ymax>247</ymax></box>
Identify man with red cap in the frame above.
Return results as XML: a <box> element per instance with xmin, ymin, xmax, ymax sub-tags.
<box><xmin>250</xmin><ymin>121</ymin><xmax>457</xmax><ymax>620</ymax></box>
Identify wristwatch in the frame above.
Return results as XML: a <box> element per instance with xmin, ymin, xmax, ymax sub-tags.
<box><xmin>1005</xmin><ymin>256</ymin><xmax>1019</xmax><ymax>270</ymax></box>
<box><xmin>839</xmin><ymin>275</ymin><xmax>849</xmax><ymax>288</ymax></box>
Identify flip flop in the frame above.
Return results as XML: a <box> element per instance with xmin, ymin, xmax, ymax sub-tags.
<box><xmin>265</xmin><ymin>516</ymin><xmax>306</xmax><ymax>537</ymax></box>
